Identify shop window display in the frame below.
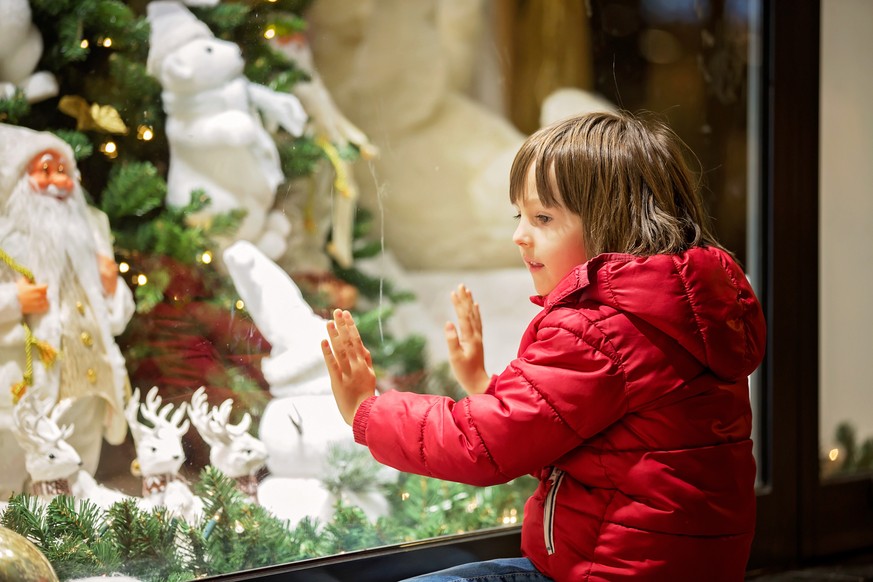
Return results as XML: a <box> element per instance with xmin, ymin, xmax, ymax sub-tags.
<box><xmin>0</xmin><ymin>0</ymin><xmax>759</xmax><ymax>580</ymax></box>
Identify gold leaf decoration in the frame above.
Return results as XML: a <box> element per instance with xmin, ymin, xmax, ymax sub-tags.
<box><xmin>59</xmin><ymin>95</ymin><xmax>129</xmax><ymax>135</ymax></box>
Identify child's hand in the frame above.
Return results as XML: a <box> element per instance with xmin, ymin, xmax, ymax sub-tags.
<box><xmin>321</xmin><ymin>309</ymin><xmax>377</xmax><ymax>426</ymax></box>
<box><xmin>445</xmin><ymin>284</ymin><xmax>490</xmax><ymax>395</ymax></box>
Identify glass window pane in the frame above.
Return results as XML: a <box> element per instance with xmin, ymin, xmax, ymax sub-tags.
<box><xmin>819</xmin><ymin>0</ymin><xmax>873</xmax><ymax>480</ymax></box>
<box><xmin>0</xmin><ymin>0</ymin><xmax>761</xmax><ymax>578</ymax></box>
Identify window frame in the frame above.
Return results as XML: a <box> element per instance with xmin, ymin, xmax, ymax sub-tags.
<box><xmin>204</xmin><ymin>1</ymin><xmax>873</xmax><ymax>579</ymax></box>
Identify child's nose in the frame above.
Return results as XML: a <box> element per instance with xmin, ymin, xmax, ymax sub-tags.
<box><xmin>512</xmin><ymin>222</ymin><xmax>530</xmax><ymax>247</ymax></box>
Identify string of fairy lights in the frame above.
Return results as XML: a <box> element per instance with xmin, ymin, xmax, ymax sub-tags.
<box><xmin>81</xmin><ymin>9</ymin><xmax>281</xmax><ymax>162</ymax></box>
<box><xmin>68</xmin><ymin>10</ymin><xmax>289</xmax><ymax>313</ymax></box>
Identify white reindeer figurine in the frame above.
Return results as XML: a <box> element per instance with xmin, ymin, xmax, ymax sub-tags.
<box><xmin>124</xmin><ymin>386</ymin><xmax>202</xmax><ymax>523</ymax></box>
<box><xmin>11</xmin><ymin>393</ymin><xmax>130</xmax><ymax>508</ymax></box>
<box><xmin>188</xmin><ymin>386</ymin><xmax>268</xmax><ymax>503</ymax></box>
<box><xmin>12</xmin><ymin>393</ymin><xmax>81</xmax><ymax>500</ymax></box>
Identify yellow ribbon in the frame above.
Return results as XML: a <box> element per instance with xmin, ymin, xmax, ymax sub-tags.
<box><xmin>315</xmin><ymin>136</ymin><xmax>353</xmax><ymax>200</ymax></box>
<box><xmin>0</xmin><ymin>247</ymin><xmax>58</xmax><ymax>403</ymax></box>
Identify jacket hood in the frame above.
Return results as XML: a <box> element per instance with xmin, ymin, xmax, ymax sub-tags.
<box><xmin>542</xmin><ymin>247</ymin><xmax>766</xmax><ymax>381</ymax></box>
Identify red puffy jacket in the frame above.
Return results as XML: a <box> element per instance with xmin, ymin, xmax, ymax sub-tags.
<box><xmin>353</xmin><ymin>247</ymin><xmax>766</xmax><ymax>581</ymax></box>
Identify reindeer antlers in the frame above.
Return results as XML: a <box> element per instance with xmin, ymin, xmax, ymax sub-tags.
<box><xmin>189</xmin><ymin>386</ymin><xmax>253</xmax><ymax>446</ymax></box>
<box><xmin>125</xmin><ymin>386</ymin><xmax>190</xmax><ymax>442</ymax></box>
<box><xmin>13</xmin><ymin>392</ymin><xmax>75</xmax><ymax>448</ymax></box>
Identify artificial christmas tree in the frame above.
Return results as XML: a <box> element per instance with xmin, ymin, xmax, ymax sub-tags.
<box><xmin>0</xmin><ymin>1</ymin><xmax>535</xmax><ymax>579</ymax></box>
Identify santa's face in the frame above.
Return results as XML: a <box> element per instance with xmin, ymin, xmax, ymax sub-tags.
<box><xmin>27</xmin><ymin>150</ymin><xmax>75</xmax><ymax>200</ymax></box>
<box><xmin>7</xmin><ymin>152</ymin><xmax>98</xmax><ymax>291</ymax></box>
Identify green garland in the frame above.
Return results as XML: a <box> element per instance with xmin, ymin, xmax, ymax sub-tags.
<box><xmin>1</xmin><ymin>467</ymin><xmax>535</xmax><ymax>581</ymax></box>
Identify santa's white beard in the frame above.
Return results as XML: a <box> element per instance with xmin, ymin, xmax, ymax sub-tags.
<box><xmin>5</xmin><ymin>177</ymin><xmax>100</xmax><ymax>290</ymax></box>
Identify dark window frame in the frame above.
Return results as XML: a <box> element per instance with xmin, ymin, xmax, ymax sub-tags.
<box><xmin>206</xmin><ymin>1</ymin><xmax>873</xmax><ymax>579</ymax></box>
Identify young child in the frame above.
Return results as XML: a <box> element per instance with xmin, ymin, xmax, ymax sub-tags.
<box><xmin>321</xmin><ymin>111</ymin><xmax>766</xmax><ymax>581</ymax></box>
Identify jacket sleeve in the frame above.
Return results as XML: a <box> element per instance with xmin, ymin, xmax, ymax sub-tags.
<box><xmin>354</xmin><ymin>319</ymin><xmax>628</xmax><ymax>486</ymax></box>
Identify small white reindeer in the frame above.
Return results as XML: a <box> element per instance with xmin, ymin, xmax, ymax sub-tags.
<box><xmin>12</xmin><ymin>393</ymin><xmax>82</xmax><ymax>500</ymax></box>
<box><xmin>12</xmin><ymin>393</ymin><xmax>129</xmax><ymax>508</ymax></box>
<box><xmin>124</xmin><ymin>386</ymin><xmax>202</xmax><ymax>523</ymax></box>
<box><xmin>188</xmin><ymin>387</ymin><xmax>268</xmax><ymax>503</ymax></box>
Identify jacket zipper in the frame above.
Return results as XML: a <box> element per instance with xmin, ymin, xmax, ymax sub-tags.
<box><xmin>543</xmin><ymin>467</ymin><xmax>565</xmax><ymax>555</ymax></box>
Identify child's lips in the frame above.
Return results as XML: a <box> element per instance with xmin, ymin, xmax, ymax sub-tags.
<box><xmin>524</xmin><ymin>258</ymin><xmax>544</xmax><ymax>270</ymax></box>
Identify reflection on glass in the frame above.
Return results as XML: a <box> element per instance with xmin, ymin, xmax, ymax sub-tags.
<box><xmin>0</xmin><ymin>0</ymin><xmax>759</xmax><ymax>578</ymax></box>
<box><xmin>818</xmin><ymin>0</ymin><xmax>873</xmax><ymax>481</ymax></box>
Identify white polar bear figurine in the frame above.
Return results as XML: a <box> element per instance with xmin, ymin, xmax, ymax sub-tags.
<box><xmin>146</xmin><ymin>1</ymin><xmax>308</xmax><ymax>261</ymax></box>
<box><xmin>223</xmin><ymin>241</ymin><xmax>392</xmax><ymax>527</ymax></box>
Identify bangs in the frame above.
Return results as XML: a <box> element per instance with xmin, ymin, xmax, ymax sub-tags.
<box><xmin>509</xmin><ymin>125</ymin><xmax>567</xmax><ymax>208</ymax></box>
<box><xmin>508</xmin><ymin>110</ymin><xmax>720</xmax><ymax>257</ymax></box>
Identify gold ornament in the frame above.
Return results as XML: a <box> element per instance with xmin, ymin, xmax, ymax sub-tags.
<box><xmin>58</xmin><ymin>95</ymin><xmax>129</xmax><ymax>135</ymax></box>
<box><xmin>0</xmin><ymin>526</ymin><xmax>60</xmax><ymax>582</ymax></box>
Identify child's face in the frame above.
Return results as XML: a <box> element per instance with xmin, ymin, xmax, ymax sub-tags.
<box><xmin>512</xmin><ymin>167</ymin><xmax>587</xmax><ymax>296</ymax></box>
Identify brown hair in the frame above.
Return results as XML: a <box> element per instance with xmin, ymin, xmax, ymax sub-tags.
<box><xmin>509</xmin><ymin>110</ymin><xmax>723</xmax><ymax>257</ymax></box>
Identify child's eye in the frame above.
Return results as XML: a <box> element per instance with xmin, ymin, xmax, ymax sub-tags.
<box><xmin>536</xmin><ymin>214</ymin><xmax>552</xmax><ymax>225</ymax></box>
<box><xmin>512</xmin><ymin>213</ymin><xmax>521</xmax><ymax>221</ymax></box>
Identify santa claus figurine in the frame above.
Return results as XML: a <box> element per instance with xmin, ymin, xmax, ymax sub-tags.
<box><xmin>0</xmin><ymin>124</ymin><xmax>135</xmax><ymax>500</ymax></box>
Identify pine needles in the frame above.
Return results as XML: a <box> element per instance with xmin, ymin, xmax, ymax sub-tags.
<box><xmin>0</xmin><ymin>467</ymin><xmax>535</xmax><ymax>581</ymax></box>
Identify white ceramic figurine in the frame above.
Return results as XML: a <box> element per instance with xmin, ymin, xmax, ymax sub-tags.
<box><xmin>146</xmin><ymin>1</ymin><xmax>307</xmax><ymax>261</ymax></box>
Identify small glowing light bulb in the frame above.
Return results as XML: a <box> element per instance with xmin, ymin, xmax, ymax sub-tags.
<box><xmin>100</xmin><ymin>141</ymin><xmax>118</xmax><ymax>159</ymax></box>
<box><xmin>137</xmin><ymin>125</ymin><xmax>154</xmax><ymax>141</ymax></box>
<box><xmin>200</xmin><ymin>251</ymin><xmax>213</xmax><ymax>264</ymax></box>
<box><xmin>80</xmin><ymin>39</ymin><xmax>89</xmax><ymax>49</ymax></box>
<box><xmin>136</xmin><ymin>274</ymin><xmax>148</xmax><ymax>286</ymax></box>
<box><xmin>829</xmin><ymin>448</ymin><xmax>840</xmax><ymax>461</ymax></box>
<box><xmin>118</xmin><ymin>262</ymin><xmax>130</xmax><ymax>274</ymax></box>
<box><xmin>235</xmin><ymin>300</ymin><xmax>245</xmax><ymax>310</ymax></box>
<box><xmin>264</xmin><ymin>27</ymin><xmax>277</xmax><ymax>40</ymax></box>
<box><xmin>102</xmin><ymin>37</ymin><xmax>112</xmax><ymax>47</ymax></box>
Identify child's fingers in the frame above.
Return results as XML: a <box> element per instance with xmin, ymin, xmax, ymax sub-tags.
<box><xmin>327</xmin><ymin>318</ymin><xmax>351</xmax><ymax>374</ymax></box>
<box><xmin>459</xmin><ymin>286</ymin><xmax>482</xmax><ymax>333</ymax></box>
<box><xmin>326</xmin><ymin>320</ymin><xmax>339</xmax><ymax>351</ymax></box>
<box><xmin>339</xmin><ymin>310</ymin><xmax>368</xmax><ymax>363</ymax></box>
<box><xmin>451</xmin><ymin>286</ymin><xmax>475</xmax><ymax>340</ymax></box>
<box><xmin>444</xmin><ymin>321</ymin><xmax>461</xmax><ymax>356</ymax></box>
<box><xmin>342</xmin><ymin>310</ymin><xmax>366</xmax><ymax>350</ymax></box>
<box><xmin>333</xmin><ymin>309</ymin><xmax>353</xmax><ymax>348</ymax></box>
<box><xmin>336</xmin><ymin>309</ymin><xmax>357</xmax><ymax>344</ymax></box>
<box><xmin>321</xmin><ymin>339</ymin><xmax>342</xmax><ymax>383</ymax></box>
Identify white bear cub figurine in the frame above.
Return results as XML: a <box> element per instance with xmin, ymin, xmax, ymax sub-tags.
<box><xmin>146</xmin><ymin>1</ymin><xmax>308</xmax><ymax>260</ymax></box>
